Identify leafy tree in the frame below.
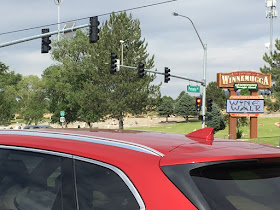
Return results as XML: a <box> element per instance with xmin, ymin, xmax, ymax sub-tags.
<box><xmin>0</xmin><ymin>86</ymin><xmax>18</xmax><ymax>125</ymax></box>
<box><xmin>157</xmin><ymin>96</ymin><xmax>174</xmax><ymax>122</ymax></box>
<box><xmin>49</xmin><ymin>12</ymin><xmax>160</xmax><ymax>129</ymax></box>
<box><xmin>77</xmin><ymin>82</ymin><xmax>110</xmax><ymax>127</ymax></box>
<box><xmin>205</xmin><ymin>103</ymin><xmax>226</xmax><ymax>132</ymax></box>
<box><xmin>174</xmin><ymin>93</ymin><xmax>197</xmax><ymax>121</ymax></box>
<box><xmin>206</xmin><ymin>81</ymin><xmax>227</xmax><ymax>109</ymax></box>
<box><xmin>260</xmin><ymin>39</ymin><xmax>280</xmax><ymax>110</ymax></box>
<box><xmin>0</xmin><ymin>62</ymin><xmax>22</xmax><ymax>125</ymax></box>
<box><xmin>17</xmin><ymin>75</ymin><xmax>47</xmax><ymax>125</ymax></box>
<box><xmin>42</xmin><ymin>65</ymin><xmax>81</xmax><ymax>125</ymax></box>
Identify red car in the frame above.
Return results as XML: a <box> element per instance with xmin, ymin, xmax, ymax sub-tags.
<box><xmin>0</xmin><ymin>128</ymin><xmax>280</xmax><ymax>210</ymax></box>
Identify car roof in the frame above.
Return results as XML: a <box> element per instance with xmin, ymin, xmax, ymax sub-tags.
<box><xmin>0</xmin><ymin>129</ymin><xmax>280</xmax><ymax>166</ymax></box>
<box><xmin>23</xmin><ymin>125</ymin><xmax>52</xmax><ymax>129</ymax></box>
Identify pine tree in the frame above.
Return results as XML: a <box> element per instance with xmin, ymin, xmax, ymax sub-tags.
<box><xmin>157</xmin><ymin>96</ymin><xmax>174</xmax><ymax>122</ymax></box>
<box><xmin>205</xmin><ymin>103</ymin><xmax>226</xmax><ymax>132</ymax></box>
<box><xmin>260</xmin><ymin>39</ymin><xmax>280</xmax><ymax>111</ymax></box>
<box><xmin>206</xmin><ymin>82</ymin><xmax>227</xmax><ymax>110</ymax></box>
<box><xmin>174</xmin><ymin>94</ymin><xmax>197</xmax><ymax>121</ymax></box>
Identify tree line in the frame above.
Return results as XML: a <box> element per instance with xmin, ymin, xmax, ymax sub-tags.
<box><xmin>157</xmin><ymin>86</ymin><xmax>226</xmax><ymax>132</ymax></box>
<box><xmin>0</xmin><ymin>12</ymin><xmax>161</xmax><ymax>129</ymax></box>
<box><xmin>1</xmin><ymin>12</ymin><xmax>278</xmax><ymax>132</ymax></box>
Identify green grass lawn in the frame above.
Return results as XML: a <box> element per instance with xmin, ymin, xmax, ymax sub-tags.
<box><xmin>127</xmin><ymin>118</ymin><xmax>280</xmax><ymax>146</ymax></box>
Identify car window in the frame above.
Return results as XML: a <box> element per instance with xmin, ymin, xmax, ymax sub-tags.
<box><xmin>74</xmin><ymin>159</ymin><xmax>140</xmax><ymax>210</ymax></box>
<box><xmin>163</xmin><ymin>159</ymin><xmax>280</xmax><ymax>210</ymax></box>
<box><xmin>0</xmin><ymin>149</ymin><xmax>63</xmax><ymax>210</ymax></box>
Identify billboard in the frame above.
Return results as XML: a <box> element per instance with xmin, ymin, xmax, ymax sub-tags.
<box><xmin>226</xmin><ymin>99</ymin><xmax>264</xmax><ymax>113</ymax></box>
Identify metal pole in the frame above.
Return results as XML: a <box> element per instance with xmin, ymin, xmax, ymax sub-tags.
<box><xmin>172</xmin><ymin>12</ymin><xmax>207</xmax><ymax>128</ymax></box>
<box><xmin>202</xmin><ymin>44</ymin><xmax>207</xmax><ymax>128</ymax></box>
<box><xmin>120</xmin><ymin>65</ymin><xmax>204</xmax><ymax>85</ymax></box>
<box><xmin>120</xmin><ymin>40</ymin><xmax>124</xmax><ymax>65</ymax></box>
<box><xmin>270</xmin><ymin>6</ymin><xmax>273</xmax><ymax>52</ymax></box>
<box><xmin>121</xmin><ymin>43</ymin><xmax>124</xmax><ymax>65</ymax></box>
<box><xmin>0</xmin><ymin>23</ymin><xmax>88</xmax><ymax>48</ymax></box>
<box><xmin>57</xmin><ymin>0</ymin><xmax>61</xmax><ymax>40</ymax></box>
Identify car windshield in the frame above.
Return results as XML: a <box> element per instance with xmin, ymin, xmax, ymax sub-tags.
<box><xmin>162</xmin><ymin>159</ymin><xmax>280</xmax><ymax>210</ymax></box>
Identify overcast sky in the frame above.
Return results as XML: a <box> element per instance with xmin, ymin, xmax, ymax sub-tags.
<box><xmin>0</xmin><ymin>0</ymin><xmax>277</xmax><ymax>98</ymax></box>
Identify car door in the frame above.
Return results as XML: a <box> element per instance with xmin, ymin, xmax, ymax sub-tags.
<box><xmin>0</xmin><ymin>146</ymin><xmax>76</xmax><ymax>210</ymax></box>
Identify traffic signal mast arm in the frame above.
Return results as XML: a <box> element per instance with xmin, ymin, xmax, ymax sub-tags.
<box><xmin>119</xmin><ymin>64</ymin><xmax>205</xmax><ymax>85</ymax></box>
<box><xmin>0</xmin><ymin>23</ymin><xmax>89</xmax><ymax>49</ymax></box>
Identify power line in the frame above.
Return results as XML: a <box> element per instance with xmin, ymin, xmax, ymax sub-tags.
<box><xmin>0</xmin><ymin>0</ymin><xmax>178</xmax><ymax>36</ymax></box>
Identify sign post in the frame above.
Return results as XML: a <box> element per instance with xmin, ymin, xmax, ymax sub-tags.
<box><xmin>60</xmin><ymin>111</ymin><xmax>65</xmax><ymax>128</ymax></box>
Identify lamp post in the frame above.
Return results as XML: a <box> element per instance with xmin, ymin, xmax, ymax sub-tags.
<box><xmin>173</xmin><ymin>12</ymin><xmax>207</xmax><ymax>128</ymax></box>
<box><xmin>120</xmin><ymin>40</ymin><xmax>124</xmax><ymax>65</ymax></box>
<box><xmin>266</xmin><ymin>0</ymin><xmax>278</xmax><ymax>52</ymax></box>
<box><xmin>55</xmin><ymin>0</ymin><xmax>63</xmax><ymax>41</ymax></box>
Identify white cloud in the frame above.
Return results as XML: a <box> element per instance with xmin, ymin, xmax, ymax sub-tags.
<box><xmin>0</xmin><ymin>50</ymin><xmax>53</xmax><ymax>77</ymax></box>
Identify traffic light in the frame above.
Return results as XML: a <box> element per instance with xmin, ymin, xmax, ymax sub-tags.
<box><xmin>206</xmin><ymin>98</ymin><xmax>213</xmax><ymax>112</ymax></box>
<box><xmin>89</xmin><ymin>16</ymin><xmax>100</xmax><ymax>43</ymax></box>
<box><xmin>164</xmin><ymin>67</ymin><xmax>170</xmax><ymax>83</ymax></box>
<box><xmin>196</xmin><ymin>97</ymin><xmax>202</xmax><ymax>111</ymax></box>
<box><xmin>138</xmin><ymin>62</ymin><xmax>145</xmax><ymax>78</ymax></box>
<box><xmin>110</xmin><ymin>53</ymin><xmax>117</xmax><ymax>74</ymax></box>
<box><xmin>41</xmin><ymin>28</ymin><xmax>51</xmax><ymax>53</ymax></box>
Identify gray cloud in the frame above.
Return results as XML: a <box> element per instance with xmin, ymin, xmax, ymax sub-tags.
<box><xmin>0</xmin><ymin>0</ymin><xmax>277</xmax><ymax>99</ymax></box>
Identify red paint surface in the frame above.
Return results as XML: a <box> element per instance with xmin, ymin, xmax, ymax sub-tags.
<box><xmin>1</xmin><ymin>129</ymin><xmax>280</xmax><ymax>209</ymax></box>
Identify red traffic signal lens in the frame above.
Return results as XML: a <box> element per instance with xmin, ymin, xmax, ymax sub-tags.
<box><xmin>196</xmin><ymin>98</ymin><xmax>201</xmax><ymax>104</ymax></box>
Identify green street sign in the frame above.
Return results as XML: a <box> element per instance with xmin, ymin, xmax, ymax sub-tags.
<box><xmin>60</xmin><ymin>111</ymin><xmax>65</xmax><ymax>117</ymax></box>
<box><xmin>234</xmin><ymin>83</ymin><xmax>258</xmax><ymax>90</ymax></box>
<box><xmin>187</xmin><ymin>85</ymin><xmax>200</xmax><ymax>93</ymax></box>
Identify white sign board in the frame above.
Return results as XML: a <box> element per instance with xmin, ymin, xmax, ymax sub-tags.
<box><xmin>60</xmin><ymin>117</ymin><xmax>65</xmax><ymax>123</ymax></box>
<box><xmin>226</xmin><ymin>99</ymin><xmax>264</xmax><ymax>113</ymax></box>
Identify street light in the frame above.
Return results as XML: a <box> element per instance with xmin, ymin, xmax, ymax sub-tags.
<box><xmin>172</xmin><ymin>12</ymin><xmax>207</xmax><ymax>128</ymax></box>
<box><xmin>54</xmin><ymin>0</ymin><xmax>63</xmax><ymax>41</ymax></box>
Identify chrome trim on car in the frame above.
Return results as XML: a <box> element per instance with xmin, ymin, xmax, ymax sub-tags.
<box><xmin>0</xmin><ymin>145</ymin><xmax>73</xmax><ymax>158</ymax></box>
<box><xmin>0</xmin><ymin>130</ymin><xmax>164</xmax><ymax>157</ymax></box>
<box><xmin>73</xmin><ymin>155</ymin><xmax>146</xmax><ymax>210</ymax></box>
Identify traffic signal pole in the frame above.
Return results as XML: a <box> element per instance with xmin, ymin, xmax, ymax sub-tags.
<box><xmin>0</xmin><ymin>23</ymin><xmax>89</xmax><ymax>49</ymax></box>
<box><xmin>119</xmin><ymin>65</ymin><xmax>205</xmax><ymax>85</ymax></box>
<box><xmin>202</xmin><ymin>44</ymin><xmax>207</xmax><ymax>128</ymax></box>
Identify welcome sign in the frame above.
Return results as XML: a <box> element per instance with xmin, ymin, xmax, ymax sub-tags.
<box><xmin>217</xmin><ymin>71</ymin><xmax>271</xmax><ymax>89</ymax></box>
